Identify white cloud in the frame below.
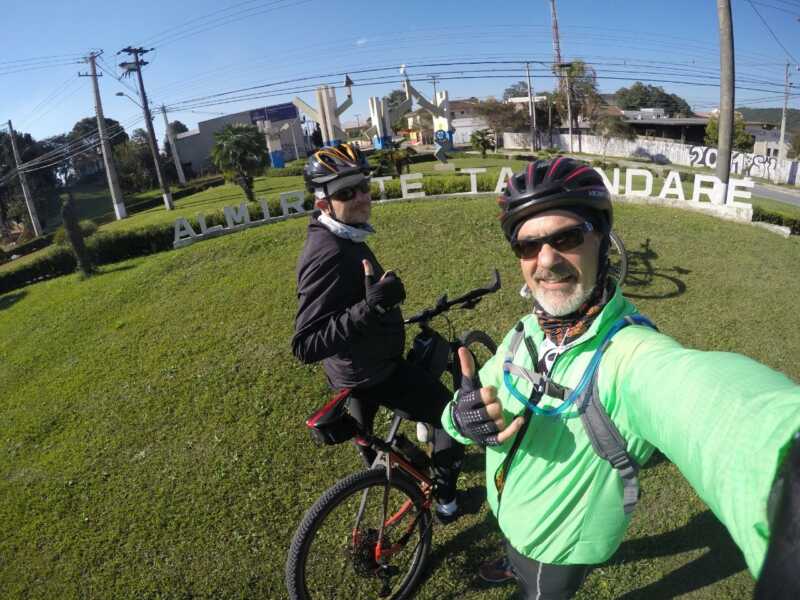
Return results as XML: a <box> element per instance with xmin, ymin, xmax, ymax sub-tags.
<box><xmin>355</xmin><ymin>38</ymin><xmax>368</xmax><ymax>46</ymax></box>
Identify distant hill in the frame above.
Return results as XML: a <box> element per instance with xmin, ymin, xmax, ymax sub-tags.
<box><xmin>736</xmin><ymin>107</ymin><xmax>800</xmax><ymax>132</ymax></box>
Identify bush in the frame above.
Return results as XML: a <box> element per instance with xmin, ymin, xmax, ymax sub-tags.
<box><xmin>370</xmin><ymin>173</ymin><xmax>497</xmax><ymax>200</ymax></box>
<box><xmin>752</xmin><ymin>206</ymin><xmax>800</xmax><ymax>235</ymax></box>
<box><xmin>270</xmin><ymin>164</ymin><xmax>305</xmax><ymax>177</ymax></box>
<box><xmin>53</xmin><ymin>220</ymin><xmax>98</xmax><ymax>246</ymax></box>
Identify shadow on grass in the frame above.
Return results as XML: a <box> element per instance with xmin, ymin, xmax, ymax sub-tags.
<box><xmin>422</xmin><ymin>494</ymin><xmax>519</xmax><ymax>599</ymax></box>
<box><xmin>620</xmin><ymin>238</ymin><xmax>691</xmax><ymax>301</ymax></box>
<box><xmin>642</xmin><ymin>449</ymin><xmax>669</xmax><ymax>470</ymax></box>
<box><xmin>0</xmin><ymin>290</ymin><xmax>26</xmax><ymax>311</ymax></box>
<box><xmin>608</xmin><ymin>510</ymin><xmax>747</xmax><ymax>599</ymax></box>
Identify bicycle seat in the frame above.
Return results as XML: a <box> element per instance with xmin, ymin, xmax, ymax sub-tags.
<box><xmin>305</xmin><ymin>389</ymin><xmax>361</xmax><ymax>446</ymax></box>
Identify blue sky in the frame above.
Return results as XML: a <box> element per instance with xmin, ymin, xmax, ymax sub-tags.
<box><xmin>2</xmin><ymin>0</ymin><xmax>799</xmax><ymax>143</ymax></box>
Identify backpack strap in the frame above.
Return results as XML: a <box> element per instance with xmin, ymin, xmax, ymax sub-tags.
<box><xmin>576</xmin><ymin>314</ymin><xmax>657</xmax><ymax>516</ymax></box>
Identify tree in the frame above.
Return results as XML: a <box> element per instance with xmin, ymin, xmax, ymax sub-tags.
<box><xmin>591</xmin><ymin>115</ymin><xmax>636</xmax><ymax>157</ymax></box>
<box><xmin>789</xmin><ymin>132</ymin><xmax>800</xmax><ymax>159</ymax></box>
<box><xmin>615</xmin><ymin>82</ymin><xmax>693</xmax><ymax>117</ymax></box>
<box><xmin>373</xmin><ymin>141</ymin><xmax>416</xmax><ymax>176</ymax></box>
<box><xmin>475</xmin><ymin>99</ymin><xmax>529</xmax><ymax>132</ymax></box>
<box><xmin>210</xmin><ymin>123</ymin><xmax>268</xmax><ymax>202</ymax></box>
<box><xmin>0</xmin><ymin>129</ymin><xmax>60</xmax><ymax>232</ymax></box>
<box><xmin>113</xmin><ymin>140</ymin><xmax>155</xmax><ymax>192</ymax></box>
<box><xmin>470</xmin><ymin>129</ymin><xmax>495</xmax><ymax>158</ymax></box>
<box><xmin>131</xmin><ymin>128</ymin><xmax>149</xmax><ymax>146</ymax></box>
<box><xmin>553</xmin><ymin>60</ymin><xmax>602</xmax><ymax>129</ymax></box>
<box><xmin>503</xmin><ymin>81</ymin><xmax>529</xmax><ymax>100</ymax></box>
<box><xmin>163</xmin><ymin>120</ymin><xmax>189</xmax><ymax>159</ymax></box>
<box><xmin>70</xmin><ymin>117</ymin><xmax>129</xmax><ymax>148</ymax></box>
<box><xmin>704</xmin><ymin>114</ymin><xmax>754</xmax><ymax>152</ymax></box>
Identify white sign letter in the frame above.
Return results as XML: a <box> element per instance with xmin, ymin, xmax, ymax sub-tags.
<box><xmin>400</xmin><ymin>173</ymin><xmax>425</xmax><ymax>199</ymax></box>
<box><xmin>692</xmin><ymin>174</ymin><xmax>724</xmax><ymax>205</ymax></box>
<box><xmin>371</xmin><ymin>176</ymin><xmax>393</xmax><ymax>200</ymax></box>
<box><xmin>257</xmin><ymin>197</ymin><xmax>271</xmax><ymax>220</ymax></box>
<box><xmin>197</xmin><ymin>213</ymin><xmax>223</xmax><ymax>235</ymax></box>
<box><xmin>595</xmin><ymin>167</ymin><xmax>620</xmax><ymax>194</ymax></box>
<box><xmin>174</xmin><ymin>218</ymin><xmax>197</xmax><ymax>244</ymax></box>
<box><xmin>280</xmin><ymin>191</ymin><xmax>306</xmax><ymax>216</ymax></box>
<box><xmin>460</xmin><ymin>168</ymin><xmax>486</xmax><ymax>194</ymax></box>
<box><xmin>495</xmin><ymin>166</ymin><xmax>515</xmax><ymax>194</ymax></box>
<box><xmin>624</xmin><ymin>168</ymin><xmax>653</xmax><ymax>197</ymax></box>
<box><xmin>224</xmin><ymin>203</ymin><xmax>251</xmax><ymax>228</ymax></box>
<box><xmin>726</xmin><ymin>177</ymin><xmax>754</xmax><ymax>206</ymax></box>
<box><xmin>658</xmin><ymin>171</ymin><xmax>686</xmax><ymax>201</ymax></box>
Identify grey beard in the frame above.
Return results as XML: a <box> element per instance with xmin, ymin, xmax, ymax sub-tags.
<box><xmin>533</xmin><ymin>282</ymin><xmax>595</xmax><ymax>317</ymax></box>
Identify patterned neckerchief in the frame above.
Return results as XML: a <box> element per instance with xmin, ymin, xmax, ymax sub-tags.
<box><xmin>534</xmin><ymin>277</ymin><xmax>613</xmax><ymax>347</ymax></box>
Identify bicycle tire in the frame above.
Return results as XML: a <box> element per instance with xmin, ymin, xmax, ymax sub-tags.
<box><xmin>286</xmin><ymin>468</ymin><xmax>432</xmax><ymax>600</ymax></box>
<box><xmin>609</xmin><ymin>230</ymin><xmax>628</xmax><ymax>286</ymax></box>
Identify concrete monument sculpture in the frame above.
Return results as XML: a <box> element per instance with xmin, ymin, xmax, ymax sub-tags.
<box><xmin>292</xmin><ymin>76</ymin><xmax>353</xmax><ymax>147</ymax></box>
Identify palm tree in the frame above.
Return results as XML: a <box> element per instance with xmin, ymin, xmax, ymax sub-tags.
<box><xmin>470</xmin><ymin>129</ymin><xmax>495</xmax><ymax>159</ymax></box>
<box><xmin>210</xmin><ymin>124</ymin><xmax>268</xmax><ymax>202</ymax></box>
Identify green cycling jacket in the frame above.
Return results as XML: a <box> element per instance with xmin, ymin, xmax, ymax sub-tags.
<box><xmin>442</xmin><ymin>285</ymin><xmax>800</xmax><ymax>575</ymax></box>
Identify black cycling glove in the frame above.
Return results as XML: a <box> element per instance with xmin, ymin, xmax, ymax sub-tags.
<box><xmin>451</xmin><ymin>366</ymin><xmax>500</xmax><ymax>447</ymax></box>
<box><xmin>364</xmin><ymin>270</ymin><xmax>406</xmax><ymax>314</ymax></box>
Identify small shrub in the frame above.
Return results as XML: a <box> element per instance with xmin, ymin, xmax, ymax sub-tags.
<box><xmin>53</xmin><ymin>220</ymin><xmax>98</xmax><ymax>246</ymax></box>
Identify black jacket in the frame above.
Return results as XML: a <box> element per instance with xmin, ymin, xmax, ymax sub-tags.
<box><xmin>292</xmin><ymin>216</ymin><xmax>405</xmax><ymax>389</ymax></box>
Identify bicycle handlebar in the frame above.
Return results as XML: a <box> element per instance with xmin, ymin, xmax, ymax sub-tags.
<box><xmin>403</xmin><ymin>269</ymin><xmax>501</xmax><ymax>325</ymax></box>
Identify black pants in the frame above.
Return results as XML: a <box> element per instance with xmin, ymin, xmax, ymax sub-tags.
<box><xmin>506</xmin><ymin>542</ymin><xmax>589</xmax><ymax>600</ymax></box>
<box><xmin>348</xmin><ymin>358</ymin><xmax>464</xmax><ymax>503</ymax></box>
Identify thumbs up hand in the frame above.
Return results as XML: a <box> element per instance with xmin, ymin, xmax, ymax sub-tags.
<box><xmin>451</xmin><ymin>347</ymin><xmax>526</xmax><ymax>447</ymax></box>
<box><xmin>363</xmin><ymin>259</ymin><xmax>405</xmax><ymax>315</ymax></box>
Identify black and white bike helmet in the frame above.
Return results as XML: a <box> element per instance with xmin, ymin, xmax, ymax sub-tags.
<box><xmin>303</xmin><ymin>142</ymin><xmax>372</xmax><ymax>196</ymax></box>
<box><xmin>498</xmin><ymin>157</ymin><xmax>612</xmax><ymax>242</ymax></box>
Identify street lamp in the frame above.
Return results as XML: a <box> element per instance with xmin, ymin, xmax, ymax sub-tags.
<box><xmin>115</xmin><ymin>91</ymin><xmax>142</xmax><ymax>109</ymax></box>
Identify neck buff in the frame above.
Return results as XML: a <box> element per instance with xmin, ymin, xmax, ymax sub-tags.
<box><xmin>317</xmin><ymin>212</ymin><xmax>375</xmax><ymax>243</ymax></box>
<box><xmin>533</xmin><ymin>236</ymin><xmax>613</xmax><ymax>346</ymax></box>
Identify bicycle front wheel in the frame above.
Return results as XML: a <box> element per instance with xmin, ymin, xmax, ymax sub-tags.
<box><xmin>608</xmin><ymin>230</ymin><xmax>628</xmax><ymax>286</ymax></box>
<box><xmin>286</xmin><ymin>468</ymin><xmax>432</xmax><ymax>600</ymax></box>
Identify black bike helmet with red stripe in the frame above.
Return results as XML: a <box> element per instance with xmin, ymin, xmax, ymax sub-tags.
<box><xmin>498</xmin><ymin>157</ymin><xmax>612</xmax><ymax>242</ymax></box>
<box><xmin>304</xmin><ymin>142</ymin><xmax>372</xmax><ymax>195</ymax></box>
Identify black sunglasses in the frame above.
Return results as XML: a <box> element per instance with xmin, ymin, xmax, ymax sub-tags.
<box><xmin>331</xmin><ymin>180</ymin><xmax>371</xmax><ymax>202</ymax></box>
<box><xmin>512</xmin><ymin>222</ymin><xmax>594</xmax><ymax>259</ymax></box>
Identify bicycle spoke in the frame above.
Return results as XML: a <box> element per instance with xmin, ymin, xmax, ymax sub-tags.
<box><xmin>300</xmin><ymin>476</ymin><xmax>428</xmax><ymax>599</ymax></box>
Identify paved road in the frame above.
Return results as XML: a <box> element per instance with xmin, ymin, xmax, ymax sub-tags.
<box><xmin>753</xmin><ymin>185</ymin><xmax>800</xmax><ymax>209</ymax></box>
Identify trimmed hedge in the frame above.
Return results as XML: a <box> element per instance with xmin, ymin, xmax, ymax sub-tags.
<box><xmin>0</xmin><ymin>193</ymin><xmax>316</xmax><ymax>294</ymax></box>
<box><xmin>53</xmin><ymin>220</ymin><xmax>98</xmax><ymax>246</ymax></box>
<box><xmin>752</xmin><ymin>206</ymin><xmax>800</xmax><ymax>235</ymax></box>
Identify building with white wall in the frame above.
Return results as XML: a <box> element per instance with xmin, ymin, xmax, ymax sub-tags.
<box><xmin>174</xmin><ymin>103</ymin><xmax>308</xmax><ymax>174</ymax></box>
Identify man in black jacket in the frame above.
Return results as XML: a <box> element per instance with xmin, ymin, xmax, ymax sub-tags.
<box><xmin>292</xmin><ymin>143</ymin><xmax>464</xmax><ymax>520</ymax></box>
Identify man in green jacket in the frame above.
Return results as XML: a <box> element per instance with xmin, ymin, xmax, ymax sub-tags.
<box><xmin>442</xmin><ymin>157</ymin><xmax>800</xmax><ymax>599</ymax></box>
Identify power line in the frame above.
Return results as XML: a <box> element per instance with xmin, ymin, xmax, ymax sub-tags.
<box><xmin>746</xmin><ymin>0</ymin><xmax>800</xmax><ymax>64</ymax></box>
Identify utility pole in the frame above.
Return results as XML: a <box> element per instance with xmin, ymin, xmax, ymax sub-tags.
<box><xmin>119</xmin><ymin>46</ymin><xmax>173</xmax><ymax>210</ymax></box>
<box><xmin>558</xmin><ymin>63</ymin><xmax>574</xmax><ymax>153</ymax></box>
<box><xmin>716</xmin><ymin>0</ymin><xmax>735</xmax><ymax>198</ymax></box>
<box><xmin>7</xmin><ymin>120</ymin><xmax>42</xmax><ymax>237</ymax></box>
<box><xmin>778</xmin><ymin>62</ymin><xmax>790</xmax><ymax>165</ymax></box>
<box><xmin>525</xmin><ymin>62</ymin><xmax>538</xmax><ymax>151</ymax></box>
<box><xmin>548</xmin><ymin>96</ymin><xmax>553</xmax><ymax>147</ymax></box>
<box><xmin>160</xmin><ymin>105</ymin><xmax>187</xmax><ymax>185</ymax></box>
<box><xmin>81</xmin><ymin>51</ymin><xmax>127</xmax><ymax>220</ymax></box>
<box><xmin>431</xmin><ymin>75</ymin><xmax>439</xmax><ymax>101</ymax></box>
<box><xmin>550</xmin><ymin>0</ymin><xmax>563</xmax><ymax>83</ymax></box>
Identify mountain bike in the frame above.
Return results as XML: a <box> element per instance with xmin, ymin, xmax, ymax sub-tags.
<box><xmin>285</xmin><ymin>271</ymin><xmax>501</xmax><ymax>600</ymax></box>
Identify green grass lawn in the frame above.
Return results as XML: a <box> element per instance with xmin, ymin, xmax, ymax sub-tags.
<box><xmin>2</xmin><ymin>195</ymin><xmax>799</xmax><ymax>599</ymax></box>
